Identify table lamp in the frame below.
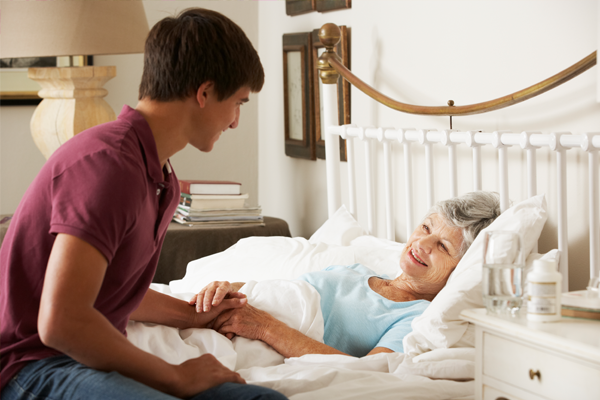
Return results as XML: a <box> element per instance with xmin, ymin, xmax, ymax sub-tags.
<box><xmin>1</xmin><ymin>0</ymin><xmax>149</xmax><ymax>159</ymax></box>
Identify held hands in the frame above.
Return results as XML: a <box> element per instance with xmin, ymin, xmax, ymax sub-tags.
<box><xmin>188</xmin><ymin>281</ymin><xmax>248</xmax><ymax>335</ymax></box>
<box><xmin>190</xmin><ymin>281</ymin><xmax>280</xmax><ymax>342</ymax></box>
<box><xmin>188</xmin><ymin>281</ymin><xmax>247</xmax><ymax>330</ymax></box>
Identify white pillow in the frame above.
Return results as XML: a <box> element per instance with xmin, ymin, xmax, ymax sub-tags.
<box><xmin>403</xmin><ymin>194</ymin><xmax>548</xmax><ymax>356</ymax></box>
<box><xmin>168</xmin><ymin>237</ymin><xmax>357</xmax><ymax>294</ymax></box>
<box><xmin>169</xmin><ymin>205</ymin><xmax>366</xmax><ymax>294</ymax></box>
<box><xmin>350</xmin><ymin>235</ymin><xmax>405</xmax><ymax>279</ymax></box>
<box><xmin>309</xmin><ymin>205</ymin><xmax>367</xmax><ymax>246</ymax></box>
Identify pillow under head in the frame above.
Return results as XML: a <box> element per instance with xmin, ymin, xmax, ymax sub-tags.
<box><xmin>402</xmin><ymin>194</ymin><xmax>548</xmax><ymax>355</ymax></box>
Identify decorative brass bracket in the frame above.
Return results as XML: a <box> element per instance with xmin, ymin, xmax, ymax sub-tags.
<box><xmin>317</xmin><ymin>23</ymin><xmax>596</xmax><ymax>117</ymax></box>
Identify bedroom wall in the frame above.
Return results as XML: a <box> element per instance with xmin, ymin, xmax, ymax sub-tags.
<box><xmin>1</xmin><ymin>1</ymin><xmax>596</xmax><ymax>291</ymax></box>
<box><xmin>0</xmin><ymin>0</ymin><xmax>260</xmax><ymax>215</ymax></box>
<box><xmin>257</xmin><ymin>0</ymin><xmax>599</xmax><ymax>291</ymax></box>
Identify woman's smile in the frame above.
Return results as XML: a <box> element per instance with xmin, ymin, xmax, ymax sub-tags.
<box><xmin>409</xmin><ymin>249</ymin><xmax>428</xmax><ymax>267</ymax></box>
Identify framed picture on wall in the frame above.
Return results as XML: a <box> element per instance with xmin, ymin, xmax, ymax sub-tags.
<box><xmin>0</xmin><ymin>56</ymin><xmax>93</xmax><ymax>106</ymax></box>
<box><xmin>283</xmin><ymin>32</ymin><xmax>316</xmax><ymax>160</ymax></box>
<box><xmin>311</xmin><ymin>26</ymin><xmax>350</xmax><ymax>161</ymax></box>
<box><xmin>315</xmin><ymin>0</ymin><xmax>351</xmax><ymax>12</ymax></box>
<box><xmin>0</xmin><ymin>57</ymin><xmax>55</xmax><ymax>105</ymax></box>
<box><xmin>285</xmin><ymin>0</ymin><xmax>315</xmax><ymax>16</ymax></box>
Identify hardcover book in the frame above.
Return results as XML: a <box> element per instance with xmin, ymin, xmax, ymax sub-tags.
<box><xmin>561</xmin><ymin>306</ymin><xmax>600</xmax><ymax>320</ymax></box>
<box><xmin>176</xmin><ymin>206</ymin><xmax>261</xmax><ymax>217</ymax></box>
<box><xmin>172</xmin><ymin>216</ymin><xmax>265</xmax><ymax>227</ymax></box>
<box><xmin>561</xmin><ymin>290</ymin><xmax>600</xmax><ymax>320</ymax></box>
<box><xmin>179</xmin><ymin>193</ymin><xmax>249</xmax><ymax>210</ymax></box>
<box><xmin>179</xmin><ymin>180</ymin><xmax>241</xmax><ymax>195</ymax></box>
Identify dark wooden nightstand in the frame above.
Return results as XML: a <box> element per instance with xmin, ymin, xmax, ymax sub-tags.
<box><xmin>0</xmin><ymin>214</ymin><xmax>291</xmax><ymax>284</ymax></box>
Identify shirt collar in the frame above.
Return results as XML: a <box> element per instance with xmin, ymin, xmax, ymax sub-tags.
<box><xmin>118</xmin><ymin>105</ymin><xmax>166</xmax><ymax>184</ymax></box>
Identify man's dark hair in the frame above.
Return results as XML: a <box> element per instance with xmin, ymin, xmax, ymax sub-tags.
<box><xmin>139</xmin><ymin>8</ymin><xmax>264</xmax><ymax>101</ymax></box>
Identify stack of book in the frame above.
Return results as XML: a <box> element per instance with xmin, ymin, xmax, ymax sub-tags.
<box><xmin>561</xmin><ymin>290</ymin><xmax>600</xmax><ymax>321</ymax></box>
<box><xmin>173</xmin><ymin>180</ymin><xmax>264</xmax><ymax>227</ymax></box>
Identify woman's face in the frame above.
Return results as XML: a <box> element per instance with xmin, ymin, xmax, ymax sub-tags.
<box><xmin>399</xmin><ymin>213</ymin><xmax>464</xmax><ymax>288</ymax></box>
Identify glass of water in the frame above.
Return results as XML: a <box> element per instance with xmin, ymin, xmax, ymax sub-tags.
<box><xmin>482</xmin><ymin>231</ymin><xmax>524</xmax><ymax>315</ymax></box>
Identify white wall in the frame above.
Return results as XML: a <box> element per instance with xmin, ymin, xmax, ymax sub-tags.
<box><xmin>257</xmin><ymin>0</ymin><xmax>599</xmax><ymax>290</ymax></box>
<box><xmin>1</xmin><ymin>1</ymin><xmax>597</xmax><ymax>290</ymax></box>
<box><xmin>0</xmin><ymin>0</ymin><xmax>260</xmax><ymax>215</ymax></box>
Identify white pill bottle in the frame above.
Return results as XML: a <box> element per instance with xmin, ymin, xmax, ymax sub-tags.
<box><xmin>527</xmin><ymin>259</ymin><xmax>562</xmax><ymax>322</ymax></box>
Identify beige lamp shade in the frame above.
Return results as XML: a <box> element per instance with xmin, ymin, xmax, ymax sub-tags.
<box><xmin>1</xmin><ymin>0</ymin><xmax>149</xmax><ymax>58</ymax></box>
<box><xmin>1</xmin><ymin>0</ymin><xmax>149</xmax><ymax>160</ymax></box>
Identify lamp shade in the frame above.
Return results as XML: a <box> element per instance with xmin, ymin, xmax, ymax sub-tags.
<box><xmin>1</xmin><ymin>0</ymin><xmax>149</xmax><ymax>58</ymax></box>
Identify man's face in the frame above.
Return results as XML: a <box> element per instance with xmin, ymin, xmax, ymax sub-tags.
<box><xmin>191</xmin><ymin>85</ymin><xmax>251</xmax><ymax>152</ymax></box>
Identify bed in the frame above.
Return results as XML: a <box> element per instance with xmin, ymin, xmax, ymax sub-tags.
<box><xmin>126</xmin><ymin>24</ymin><xmax>599</xmax><ymax>399</ymax></box>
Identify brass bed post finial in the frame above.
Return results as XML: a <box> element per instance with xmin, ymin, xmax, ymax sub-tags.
<box><xmin>318</xmin><ymin>23</ymin><xmax>343</xmax><ymax>84</ymax></box>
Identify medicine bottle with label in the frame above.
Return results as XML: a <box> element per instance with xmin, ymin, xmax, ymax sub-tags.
<box><xmin>527</xmin><ymin>259</ymin><xmax>562</xmax><ymax>322</ymax></box>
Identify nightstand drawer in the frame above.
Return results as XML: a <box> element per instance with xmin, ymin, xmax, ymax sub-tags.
<box><xmin>483</xmin><ymin>385</ymin><xmax>525</xmax><ymax>400</ymax></box>
<box><xmin>483</xmin><ymin>332</ymin><xmax>600</xmax><ymax>400</ymax></box>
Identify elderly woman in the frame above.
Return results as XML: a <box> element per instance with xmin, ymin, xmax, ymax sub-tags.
<box><xmin>190</xmin><ymin>191</ymin><xmax>500</xmax><ymax>358</ymax></box>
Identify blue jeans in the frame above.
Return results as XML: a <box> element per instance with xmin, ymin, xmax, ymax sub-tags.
<box><xmin>1</xmin><ymin>355</ymin><xmax>287</xmax><ymax>400</ymax></box>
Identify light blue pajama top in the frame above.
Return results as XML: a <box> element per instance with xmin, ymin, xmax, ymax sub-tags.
<box><xmin>298</xmin><ymin>264</ymin><xmax>429</xmax><ymax>357</ymax></box>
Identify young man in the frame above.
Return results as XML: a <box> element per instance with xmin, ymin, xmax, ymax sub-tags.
<box><xmin>0</xmin><ymin>8</ymin><xmax>286</xmax><ymax>400</ymax></box>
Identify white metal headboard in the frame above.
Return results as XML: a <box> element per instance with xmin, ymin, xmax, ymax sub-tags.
<box><xmin>320</xmin><ymin>72</ymin><xmax>599</xmax><ymax>294</ymax></box>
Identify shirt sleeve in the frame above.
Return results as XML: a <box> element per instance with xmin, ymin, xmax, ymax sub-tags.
<box><xmin>376</xmin><ymin>300</ymin><xmax>430</xmax><ymax>353</ymax></box>
<box><xmin>375</xmin><ymin>320</ymin><xmax>413</xmax><ymax>352</ymax></box>
<box><xmin>49</xmin><ymin>151</ymin><xmax>146</xmax><ymax>263</ymax></box>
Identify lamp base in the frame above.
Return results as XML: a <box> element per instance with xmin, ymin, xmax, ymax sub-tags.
<box><xmin>28</xmin><ymin>66</ymin><xmax>117</xmax><ymax>159</ymax></box>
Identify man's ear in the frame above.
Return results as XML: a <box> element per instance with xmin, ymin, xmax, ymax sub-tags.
<box><xmin>196</xmin><ymin>81</ymin><xmax>215</xmax><ymax>108</ymax></box>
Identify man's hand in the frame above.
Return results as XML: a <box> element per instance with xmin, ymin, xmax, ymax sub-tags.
<box><xmin>189</xmin><ymin>281</ymin><xmax>246</xmax><ymax>313</ymax></box>
<box><xmin>169</xmin><ymin>354</ymin><xmax>245</xmax><ymax>398</ymax></box>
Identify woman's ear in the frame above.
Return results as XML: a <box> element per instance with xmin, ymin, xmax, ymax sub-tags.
<box><xmin>196</xmin><ymin>81</ymin><xmax>215</xmax><ymax>108</ymax></box>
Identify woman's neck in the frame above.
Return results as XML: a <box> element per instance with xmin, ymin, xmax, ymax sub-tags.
<box><xmin>387</xmin><ymin>275</ymin><xmax>444</xmax><ymax>302</ymax></box>
<box><xmin>368</xmin><ymin>277</ymin><xmax>422</xmax><ymax>302</ymax></box>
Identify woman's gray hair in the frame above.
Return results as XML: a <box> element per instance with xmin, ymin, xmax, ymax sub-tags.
<box><xmin>425</xmin><ymin>191</ymin><xmax>501</xmax><ymax>258</ymax></box>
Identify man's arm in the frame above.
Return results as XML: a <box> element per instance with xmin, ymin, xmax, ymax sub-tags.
<box><xmin>38</xmin><ymin>233</ymin><xmax>244</xmax><ymax>398</ymax></box>
<box><xmin>130</xmin><ymin>287</ymin><xmax>246</xmax><ymax>329</ymax></box>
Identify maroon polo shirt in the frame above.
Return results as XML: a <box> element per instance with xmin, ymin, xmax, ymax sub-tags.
<box><xmin>0</xmin><ymin>106</ymin><xmax>179</xmax><ymax>390</ymax></box>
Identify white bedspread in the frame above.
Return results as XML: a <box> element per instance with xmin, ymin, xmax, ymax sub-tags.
<box><xmin>127</xmin><ymin>279</ymin><xmax>475</xmax><ymax>399</ymax></box>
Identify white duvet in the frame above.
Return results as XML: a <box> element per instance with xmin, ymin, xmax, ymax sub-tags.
<box><xmin>127</xmin><ymin>270</ymin><xmax>475</xmax><ymax>399</ymax></box>
<box><xmin>125</xmin><ymin>195</ymin><xmax>551</xmax><ymax>398</ymax></box>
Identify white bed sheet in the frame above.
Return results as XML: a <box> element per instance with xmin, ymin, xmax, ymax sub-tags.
<box><xmin>127</xmin><ymin>279</ymin><xmax>475</xmax><ymax>399</ymax></box>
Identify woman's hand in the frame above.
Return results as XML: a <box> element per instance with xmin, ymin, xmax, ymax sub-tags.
<box><xmin>211</xmin><ymin>303</ymin><xmax>278</xmax><ymax>342</ymax></box>
<box><xmin>189</xmin><ymin>281</ymin><xmax>246</xmax><ymax>313</ymax></box>
<box><xmin>188</xmin><ymin>297</ymin><xmax>248</xmax><ymax>330</ymax></box>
